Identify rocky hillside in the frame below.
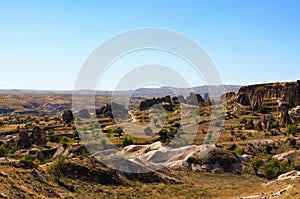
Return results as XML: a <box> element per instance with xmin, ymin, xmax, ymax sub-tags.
<box><xmin>236</xmin><ymin>80</ymin><xmax>300</xmax><ymax>111</ymax></box>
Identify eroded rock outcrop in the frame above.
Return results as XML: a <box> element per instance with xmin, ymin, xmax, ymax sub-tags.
<box><xmin>96</xmin><ymin>102</ymin><xmax>128</xmax><ymax>119</ymax></box>
<box><xmin>289</xmin><ymin>106</ymin><xmax>300</xmax><ymax>118</ymax></box>
<box><xmin>62</xmin><ymin>110</ymin><xmax>74</xmax><ymax>124</ymax></box>
<box><xmin>280</xmin><ymin>109</ymin><xmax>293</xmax><ymax>126</ymax></box>
<box><xmin>17</xmin><ymin>132</ymin><xmax>30</xmax><ymax>149</ymax></box>
<box><xmin>236</xmin><ymin>93</ymin><xmax>250</xmax><ymax>106</ymax></box>
<box><xmin>78</xmin><ymin>109</ymin><xmax>91</xmax><ymax>119</ymax></box>
<box><xmin>31</xmin><ymin>126</ymin><xmax>47</xmax><ymax>147</ymax></box>
<box><xmin>139</xmin><ymin>96</ymin><xmax>174</xmax><ymax>111</ymax></box>
<box><xmin>236</xmin><ymin>80</ymin><xmax>300</xmax><ymax>108</ymax></box>
<box><xmin>187</xmin><ymin>148</ymin><xmax>242</xmax><ymax>174</ymax></box>
<box><xmin>251</xmin><ymin>89</ymin><xmax>263</xmax><ymax>111</ymax></box>
<box><xmin>244</xmin><ymin>119</ymin><xmax>254</xmax><ymax>130</ymax></box>
<box><xmin>185</xmin><ymin>93</ymin><xmax>204</xmax><ymax>106</ymax></box>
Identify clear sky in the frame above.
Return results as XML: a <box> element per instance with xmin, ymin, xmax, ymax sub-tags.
<box><xmin>1</xmin><ymin>0</ymin><xmax>300</xmax><ymax>90</ymax></box>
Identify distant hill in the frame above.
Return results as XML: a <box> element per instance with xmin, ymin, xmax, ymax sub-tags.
<box><xmin>0</xmin><ymin>85</ymin><xmax>241</xmax><ymax>97</ymax></box>
<box><xmin>109</xmin><ymin>85</ymin><xmax>241</xmax><ymax>98</ymax></box>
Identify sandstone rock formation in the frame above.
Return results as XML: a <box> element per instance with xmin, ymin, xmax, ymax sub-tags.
<box><xmin>263</xmin><ymin>115</ymin><xmax>268</xmax><ymax>129</ymax></box>
<box><xmin>31</xmin><ymin>126</ymin><xmax>47</xmax><ymax>147</ymax></box>
<box><xmin>171</xmin><ymin>96</ymin><xmax>180</xmax><ymax>105</ymax></box>
<box><xmin>188</xmin><ymin>148</ymin><xmax>242</xmax><ymax>174</ymax></box>
<box><xmin>96</xmin><ymin>102</ymin><xmax>128</xmax><ymax>119</ymax></box>
<box><xmin>256</xmin><ymin>121</ymin><xmax>262</xmax><ymax>130</ymax></box>
<box><xmin>236</xmin><ymin>80</ymin><xmax>300</xmax><ymax>108</ymax></box>
<box><xmin>17</xmin><ymin>132</ymin><xmax>30</xmax><ymax>149</ymax></box>
<box><xmin>251</xmin><ymin>89</ymin><xmax>263</xmax><ymax>111</ymax></box>
<box><xmin>221</xmin><ymin>92</ymin><xmax>236</xmax><ymax>101</ymax></box>
<box><xmin>62</xmin><ymin>110</ymin><xmax>74</xmax><ymax>124</ymax></box>
<box><xmin>204</xmin><ymin>93</ymin><xmax>210</xmax><ymax>102</ymax></box>
<box><xmin>185</xmin><ymin>93</ymin><xmax>204</xmax><ymax>106</ymax></box>
<box><xmin>289</xmin><ymin>106</ymin><xmax>300</xmax><ymax>118</ymax></box>
<box><xmin>78</xmin><ymin>109</ymin><xmax>91</xmax><ymax>119</ymax></box>
<box><xmin>244</xmin><ymin>119</ymin><xmax>254</xmax><ymax>130</ymax></box>
<box><xmin>176</xmin><ymin>95</ymin><xmax>186</xmax><ymax>104</ymax></box>
<box><xmin>280</xmin><ymin>109</ymin><xmax>293</xmax><ymax>126</ymax></box>
<box><xmin>139</xmin><ymin>96</ymin><xmax>174</xmax><ymax>111</ymax></box>
<box><xmin>236</xmin><ymin>93</ymin><xmax>250</xmax><ymax>106</ymax></box>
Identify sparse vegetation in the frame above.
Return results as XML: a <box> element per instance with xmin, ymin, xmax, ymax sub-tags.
<box><xmin>263</xmin><ymin>157</ymin><xmax>288</xmax><ymax>179</ymax></box>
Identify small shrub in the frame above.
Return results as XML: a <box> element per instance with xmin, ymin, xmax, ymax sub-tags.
<box><xmin>122</xmin><ymin>137</ymin><xmax>133</xmax><ymax>147</ymax></box>
<box><xmin>24</xmin><ymin>154</ymin><xmax>36</xmax><ymax>161</ymax></box>
<box><xmin>143</xmin><ymin>148</ymin><xmax>151</xmax><ymax>154</ymax></box>
<box><xmin>270</xmin><ymin>122</ymin><xmax>279</xmax><ymax>129</ymax></box>
<box><xmin>291</xmin><ymin>163</ymin><xmax>300</xmax><ymax>171</ymax></box>
<box><xmin>81</xmin><ymin>147</ymin><xmax>90</xmax><ymax>157</ymax></box>
<box><xmin>240</xmin><ymin>135</ymin><xmax>247</xmax><ymax>142</ymax></box>
<box><xmin>172</xmin><ymin>122</ymin><xmax>180</xmax><ymax>128</ymax></box>
<box><xmin>235</xmin><ymin>147</ymin><xmax>244</xmax><ymax>155</ymax></box>
<box><xmin>113</xmin><ymin>128</ymin><xmax>123</xmax><ymax>138</ymax></box>
<box><xmin>0</xmin><ymin>146</ymin><xmax>7</xmax><ymax>157</ymax></box>
<box><xmin>49</xmin><ymin>132</ymin><xmax>60</xmax><ymax>143</ymax></box>
<box><xmin>168</xmin><ymin>119</ymin><xmax>174</xmax><ymax>124</ymax></box>
<box><xmin>158</xmin><ymin>129</ymin><xmax>168</xmax><ymax>142</ymax></box>
<box><xmin>288</xmin><ymin>137</ymin><xmax>297</xmax><ymax>147</ymax></box>
<box><xmin>278</xmin><ymin>147</ymin><xmax>285</xmax><ymax>153</ymax></box>
<box><xmin>60</xmin><ymin>136</ymin><xmax>70</xmax><ymax>144</ymax></box>
<box><xmin>73</xmin><ymin>130</ymin><xmax>79</xmax><ymax>138</ymax></box>
<box><xmin>36</xmin><ymin>151</ymin><xmax>45</xmax><ymax>164</ymax></box>
<box><xmin>263</xmin><ymin>143</ymin><xmax>273</xmax><ymax>154</ymax></box>
<box><xmin>286</xmin><ymin>124</ymin><xmax>298</xmax><ymax>136</ymax></box>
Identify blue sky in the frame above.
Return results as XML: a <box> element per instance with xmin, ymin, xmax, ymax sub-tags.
<box><xmin>1</xmin><ymin>1</ymin><xmax>300</xmax><ymax>90</ymax></box>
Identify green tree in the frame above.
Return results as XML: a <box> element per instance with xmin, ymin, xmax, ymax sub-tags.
<box><xmin>250</xmin><ymin>157</ymin><xmax>263</xmax><ymax>175</ymax></box>
<box><xmin>47</xmin><ymin>154</ymin><xmax>66</xmax><ymax>182</ymax></box>
<box><xmin>263</xmin><ymin>157</ymin><xmax>287</xmax><ymax>179</ymax></box>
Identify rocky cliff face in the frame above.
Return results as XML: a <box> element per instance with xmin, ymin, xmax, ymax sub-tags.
<box><xmin>236</xmin><ymin>80</ymin><xmax>300</xmax><ymax>109</ymax></box>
